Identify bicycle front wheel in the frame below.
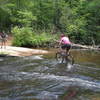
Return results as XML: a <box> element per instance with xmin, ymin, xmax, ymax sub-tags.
<box><xmin>67</xmin><ymin>54</ymin><xmax>74</xmax><ymax>65</ymax></box>
<box><xmin>56</xmin><ymin>52</ymin><xmax>63</xmax><ymax>63</ymax></box>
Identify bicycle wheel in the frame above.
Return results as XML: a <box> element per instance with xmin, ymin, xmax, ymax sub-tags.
<box><xmin>67</xmin><ymin>54</ymin><xmax>74</xmax><ymax>65</ymax></box>
<box><xmin>56</xmin><ymin>52</ymin><xmax>63</xmax><ymax>63</ymax></box>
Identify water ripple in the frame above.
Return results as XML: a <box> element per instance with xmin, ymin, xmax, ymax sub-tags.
<box><xmin>0</xmin><ymin>72</ymin><xmax>100</xmax><ymax>92</ymax></box>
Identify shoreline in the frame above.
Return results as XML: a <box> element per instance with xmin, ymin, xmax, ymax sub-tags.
<box><xmin>0</xmin><ymin>35</ymin><xmax>99</xmax><ymax>57</ymax></box>
<box><xmin>0</xmin><ymin>45</ymin><xmax>99</xmax><ymax>57</ymax></box>
<box><xmin>0</xmin><ymin>46</ymin><xmax>48</xmax><ymax>57</ymax></box>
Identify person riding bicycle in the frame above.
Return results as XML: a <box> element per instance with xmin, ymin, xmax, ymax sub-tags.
<box><xmin>59</xmin><ymin>33</ymin><xmax>71</xmax><ymax>55</ymax></box>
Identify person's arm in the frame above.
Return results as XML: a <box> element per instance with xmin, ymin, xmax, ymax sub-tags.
<box><xmin>54</xmin><ymin>40</ymin><xmax>60</xmax><ymax>43</ymax></box>
<box><xmin>59</xmin><ymin>38</ymin><xmax>62</xmax><ymax>46</ymax></box>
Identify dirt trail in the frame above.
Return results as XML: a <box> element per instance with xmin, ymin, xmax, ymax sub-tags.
<box><xmin>0</xmin><ymin>35</ymin><xmax>13</xmax><ymax>46</ymax></box>
<box><xmin>6</xmin><ymin>35</ymin><xmax>13</xmax><ymax>46</ymax></box>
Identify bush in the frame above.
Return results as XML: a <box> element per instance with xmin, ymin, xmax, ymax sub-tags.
<box><xmin>12</xmin><ymin>26</ymin><xmax>34</xmax><ymax>47</ymax></box>
<box><xmin>32</xmin><ymin>32</ymin><xmax>57</xmax><ymax>47</ymax></box>
<box><xmin>12</xmin><ymin>26</ymin><xmax>56</xmax><ymax>47</ymax></box>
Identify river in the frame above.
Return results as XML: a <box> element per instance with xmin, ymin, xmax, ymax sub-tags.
<box><xmin>0</xmin><ymin>49</ymin><xmax>100</xmax><ymax>100</ymax></box>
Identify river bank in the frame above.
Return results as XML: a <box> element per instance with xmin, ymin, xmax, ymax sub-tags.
<box><xmin>0</xmin><ymin>46</ymin><xmax>48</xmax><ymax>57</ymax></box>
<box><xmin>0</xmin><ymin>45</ymin><xmax>99</xmax><ymax>57</ymax></box>
<box><xmin>0</xmin><ymin>36</ymin><xmax>49</xmax><ymax>57</ymax></box>
<box><xmin>0</xmin><ymin>35</ymin><xmax>99</xmax><ymax>57</ymax></box>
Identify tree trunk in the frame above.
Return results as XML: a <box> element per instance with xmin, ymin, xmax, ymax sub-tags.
<box><xmin>72</xmin><ymin>43</ymin><xmax>100</xmax><ymax>51</ymax></box>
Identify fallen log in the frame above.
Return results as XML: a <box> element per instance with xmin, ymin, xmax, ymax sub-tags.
<box><xmin>72</xmin><ymin>43</ymin><xmax>100</xmax><ymax>51</ymax></box>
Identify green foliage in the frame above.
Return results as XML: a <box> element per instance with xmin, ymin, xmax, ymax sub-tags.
<box><xmin>12</xmin><ymin>26</ymin><xmax>33</xmax><ymax>46</ymax></box>
<box><xmin>70</xmin><ymin>0</ymin><xmax>100</xmax><ymax>45</ymax></box>
<box><xmin>12</xmin><ymin>26</ymin><xmax>56</xmax><ymax>47</ymax></box>
<box><xmin>31</xmin><ymin>32</ymin><xmax>55</xmax><ymax>47</ymax></box>
<box><xmin>0</xmin><ymin>0</ymin><xmax>100</xmax><ymax>45</ymax></box>
<box><xmin>14</xmin><ymin>10</ymin><xmax>37</xmax><ymax>26</ymax></box>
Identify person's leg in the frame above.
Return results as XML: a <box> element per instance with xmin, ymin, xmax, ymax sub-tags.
<box><xmin>2</xmin><ymin>38</ymin><xmax>6</xmax><ymax>49</ymax></box>
<box><xmin>1</xmin><ymin>39</ymin><xmax>3</xmax><ymax>49</ymax></box>
<box><xmin>66</xmin><ymin>44</ymin><xmax>71</xmax><ymax>55</ymax></box>
<box><xmin>66</xmin><ymin>48</ymin><xmax>70</xmax><ymax>55</ymax></box>
<box><xmin>61</xmin><ymin>45</ymin><xmax>66</xmax><ymax>54</ymax></box>
<box><xmin>4</xmin><ymin>39</ymin><xmax>6</xmax><ymax>49</ymax></box>
<box><xmin>2</xmin><ymin>39</ymin><xmax>4</xmax><ymax>49</ymax></box>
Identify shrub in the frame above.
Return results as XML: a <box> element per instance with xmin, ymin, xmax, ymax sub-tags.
<box><xmin>12</xmin><ymin>26</ymin><xmax>34</xmax><ymax>47</ymax></box>
<box><xmin>12</xmin><ymin>26</ymin><xmax>56</xmax><ymax>47</ymax></box>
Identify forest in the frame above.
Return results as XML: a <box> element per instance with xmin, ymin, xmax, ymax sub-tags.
<box><xmin>0</xmin><ymin>0</ymin><xmax>100</xmax><ymax>47</ymax></box>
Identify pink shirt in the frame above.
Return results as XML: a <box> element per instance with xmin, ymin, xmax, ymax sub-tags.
<box><xmin>60</xmin><ymin>37</ymin><xmax>71</xmax><ymax>44</ymax></box>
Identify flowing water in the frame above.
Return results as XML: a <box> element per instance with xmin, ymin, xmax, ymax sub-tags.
<box><xmin>0</xmin><ymin>49</ymin><xmax>100</xmax><ymax>100</ymax></box>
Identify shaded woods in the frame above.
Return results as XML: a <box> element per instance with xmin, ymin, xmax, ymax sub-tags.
<box><xmin>0</xmin><ymin>0</ymin><xmax>100</xmax><ymax>48</ymax></box>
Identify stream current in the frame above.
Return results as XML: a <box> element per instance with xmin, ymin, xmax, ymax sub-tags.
<box><xmin>0</xmin><ymin>50</ymin><xmax>100</xmax><ymax>100</ymax></box>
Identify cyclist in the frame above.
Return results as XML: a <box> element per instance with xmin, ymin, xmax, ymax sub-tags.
<box><xmin>59</xmin><ymin>33</ymin><xmax>71</xmax><ymax>55</ymax></box>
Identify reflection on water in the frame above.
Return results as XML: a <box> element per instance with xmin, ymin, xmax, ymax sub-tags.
<box><xmin>0</xmin><ymin>50</ymin><xmax>100</xmax><ymax>100</ymax></box>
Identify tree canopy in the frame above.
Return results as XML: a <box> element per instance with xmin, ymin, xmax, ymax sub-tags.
<box><xmin>0</xmin><ymin>0</ymin><xmax>100</xmax><ymax>45</ymax></box>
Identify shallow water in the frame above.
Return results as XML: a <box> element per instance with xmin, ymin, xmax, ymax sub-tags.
<box><xmin>0</xmin><ymin>49</ymin><xmax>100</xmax><ymax>100</ymax></box>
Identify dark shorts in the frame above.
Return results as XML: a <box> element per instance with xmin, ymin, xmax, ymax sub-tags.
<box><xmin>61</xmin><ymin>44</ymin><xmax>71</xmax><ymax>50</ymax></box>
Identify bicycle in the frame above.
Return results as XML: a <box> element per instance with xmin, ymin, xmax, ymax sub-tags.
<box><xmin>56</xmin><ymin>49</ymin><xmax>74</xmax><ymax>65</ymax></box>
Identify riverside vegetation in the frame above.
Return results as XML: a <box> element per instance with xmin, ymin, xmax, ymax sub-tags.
<box><xmin>0</xmin><ymin>0</ymin><xmax>100</xmax><ymax>48</ymax></box>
